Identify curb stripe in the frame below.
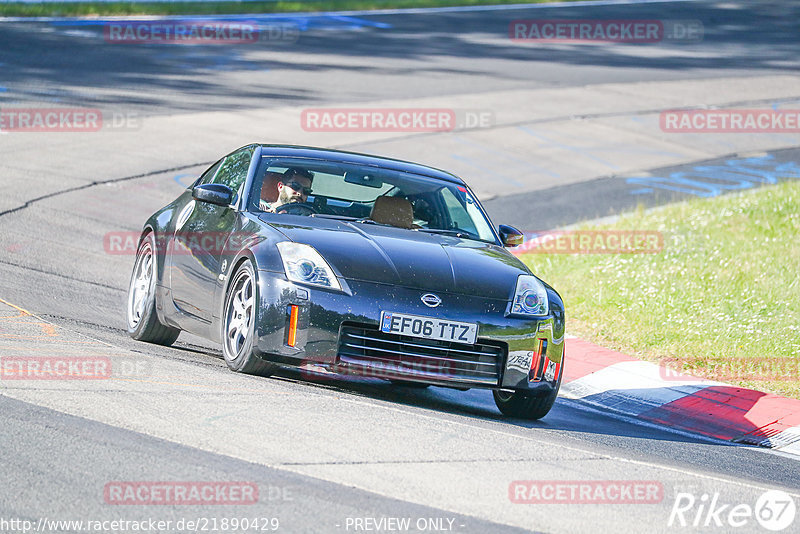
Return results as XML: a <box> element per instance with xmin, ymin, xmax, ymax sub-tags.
<box><xmin>563</xmin><ymin>336</ymin><xmax>800</xmax><ymax>456</ymax></box>
<box><xmin>562</xmin><ymin>337</ymin><xmax>637</xmax><ymax>382</ymax></box>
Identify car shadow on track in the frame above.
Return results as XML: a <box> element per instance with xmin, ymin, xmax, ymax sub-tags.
<box><xmin>161</xmin><ymin>339</ymin><xmax>738</xmax><ymax>448</ymax></box>
<box><xmin>259</xmin><ymin>365</ymin><xmax>736</xmax><ymax>447</ymax></box>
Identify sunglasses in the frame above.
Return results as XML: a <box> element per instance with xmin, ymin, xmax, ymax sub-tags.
<box><xmin>284</xmin><ymin>181</ymin><xmax>313</xmax><ymax>195</ymax></box>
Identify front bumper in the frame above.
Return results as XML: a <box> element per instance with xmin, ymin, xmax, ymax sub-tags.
<box><xmin>253</xmin><ymin>272</ymin><xmax>564</xmax><ymax>392</ymax></box>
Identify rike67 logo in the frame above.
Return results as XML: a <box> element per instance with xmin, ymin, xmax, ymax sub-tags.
<box><xmin>669</xmin><ymin>490</ymin><xmax>796</xmax><ymax>531</ymax></box>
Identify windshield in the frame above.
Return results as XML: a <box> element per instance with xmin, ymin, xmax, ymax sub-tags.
<box><xmin>249</xmin><ymin>157</ymin><xmax>498</xmax><ymax>243</ymax></box>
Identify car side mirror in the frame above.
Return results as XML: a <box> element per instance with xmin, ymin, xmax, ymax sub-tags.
<box><xmin>192</xmin><ymin>183</ymin><xmax>234</xmax><ymax>207</ymax></box>
<box><xmin>498</xmin><ymin>225</ymin><xmax>524</xmax><ymax>247</ymax></box>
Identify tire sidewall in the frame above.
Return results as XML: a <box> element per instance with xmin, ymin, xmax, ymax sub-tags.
<box><xmin>126</xmin><ymin>233</ymin><xmax>159</xmax><ymax>337</ymax></box>
<box><xmin>222</xmin><ymin>260</ymin><xmax>258</xmax><ymax>371</ymax></box>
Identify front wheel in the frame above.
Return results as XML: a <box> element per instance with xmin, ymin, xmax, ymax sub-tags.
<box><xmin>126</xmin><ymin>232</ymin><xmax>180</xmax><ymax>346</ymax></box>
<box><xmin>493</xmin><ymin>359</ymin><xmax>563</xmax><ymax>420</ymax></box>
<box><xmin>222</xmin><ymin>260</ymin><xmax>276</xmax><ymax>376</ymax></box>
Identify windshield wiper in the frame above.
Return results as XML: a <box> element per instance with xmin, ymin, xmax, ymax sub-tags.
<box><xmin>317</xmin><ymin>214</ymin><xmax>394</xmax><ymax>227</ymax></box>
<box><xmin>311</xmin><ymin>214</ymin><xmax>358</xmax><ymax>221</ymax></box>
<box><xmin>415</xmin><ymin>228</ymin><xmax>483</xmax><ymax>241</ymax></box>
<box><xmin>311</xmin><ymin>214</ymin><xmax>389</xmax><ymax>226</ymax></box>
<box><xmin>354</xmin><ymin>218</ymin><xmax>395</xmax><ymax>227</ymax></box>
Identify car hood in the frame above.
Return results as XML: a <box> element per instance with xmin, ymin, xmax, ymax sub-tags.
<box><xmin>263</xmin><ymin>217</ymin><xmax>531</xmax><ymax>299</ymax></box>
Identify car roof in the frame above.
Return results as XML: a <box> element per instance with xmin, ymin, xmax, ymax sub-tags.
<box><xmin>256</xmin><ymin>144</ymin><xmax>465</xmax><ymax>185</ymax></box>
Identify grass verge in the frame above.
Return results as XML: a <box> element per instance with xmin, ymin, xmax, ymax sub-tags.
<box><xmin>0</xmin><ymin>0</ymin><xmax>590</xmax><ymax>18</ymax></box>
<box><xmin>519</xmin><ymin>180</ymin><xmax>800</xmax><ymax>399</ymax></box>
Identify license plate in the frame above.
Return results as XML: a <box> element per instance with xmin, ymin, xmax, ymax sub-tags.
<box><xmin>544</xmin><ymin>359</ymin><xmax>558</xmax><ymax>382</ymax></box>
<box><xmin>380</xmin><ymin>311</ymin><xmax>478</xmax><ymax>345</ymax></box>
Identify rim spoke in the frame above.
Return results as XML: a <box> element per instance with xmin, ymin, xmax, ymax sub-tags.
<box><xmin>134</xmin><ymin>293</ymin><xmax>145</xmax><ymax>317</ymax></box>
<box><xmin>231</xmin><ymin>323</ymin><xmax>244</xmax><ymax>353</ymax></box>
<box><xmin>242</xmin><ymin>278</ymin><xmax>252</xmax><ymax>298</ymax></box>
<box><xmin>228</xmin><ymin>326</ymin><xmax>240</xmax><ymax>352</ymax></box>
<box><xmin>232</xmin><ymin>297</ymin><xmax>244</xmax><ymax>315</ymax></box>
<box><xmin>236</xmin><ymin>324</ymin><xmax>245</xmax><ymax>350</ymax></box>
<box><xmin>142</xmin><ymin>254</ymin><xmax>152</xmax><ymax>277</ymax></box>
<box><xmin>227</xmin><ymin>316</ymin><xmax>241</xmax><ymax>337</ymax></box>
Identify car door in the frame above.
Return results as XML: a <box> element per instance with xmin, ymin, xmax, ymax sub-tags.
<box><xmin>169</xmin><ymin>147</ymin><xmax>254</xmax><ymax>323</ymax></box>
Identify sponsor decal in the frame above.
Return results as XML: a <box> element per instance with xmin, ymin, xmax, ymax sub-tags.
<box><xmin>543</xmin><ymin>359</ymin><xmax>559</xmax><ymax>382</ymax></box>
<box><xmin>506</xmin><ymin>351</ymin><xmax>534</xmax><ymax>373</ymax></box>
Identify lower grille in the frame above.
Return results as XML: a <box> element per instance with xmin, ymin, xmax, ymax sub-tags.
<box><xmin>337</xmin><ymin>323</ymin><xmax>505</xmax><ymax>386</ymax></box>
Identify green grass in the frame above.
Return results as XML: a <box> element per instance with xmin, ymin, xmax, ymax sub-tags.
<box><xmin>0</xmin><ymin>0</ymin><xmax>591</xmax><ymax>18</ymax></box>
<box><xmin>520</xmin><ymin>181</ymin><xmax>800</xmax><ymax>399</ymax></box>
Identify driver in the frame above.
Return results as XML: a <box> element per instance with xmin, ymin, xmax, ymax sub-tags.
<box><xmin>261</xmin><ymin>167</ymin><xmax>314</xmax><ymax>213</ymax></box>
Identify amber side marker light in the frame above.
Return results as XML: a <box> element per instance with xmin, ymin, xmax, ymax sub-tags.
<box><xmin>287</xmin><ymin>304</ymin><xmax>299</xmax><ymax>347</ymax></box>
<box><xmin>529</xmin><ymin>338</ymin><xmax>547</xmax><ymax>381</ymax></box>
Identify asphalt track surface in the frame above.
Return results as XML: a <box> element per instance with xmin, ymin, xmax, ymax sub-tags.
<box><xmin>1</xmin><ymin>1</ymin><xmax>800</xmax><ymax>533</ymax></box>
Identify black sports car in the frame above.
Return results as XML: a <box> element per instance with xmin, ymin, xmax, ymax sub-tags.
<box><xmin>126</xmin><ymin>145</ymin><xmax>565</xmax><ymax>419</ymax></box>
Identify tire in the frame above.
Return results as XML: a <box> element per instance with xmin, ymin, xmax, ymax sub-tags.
<box><xmin>126</xmin><ymin>232</ymin><xmax>180</xmax><ymax>346</ymax></box>
<box><xmin>221</xmin><ymin>260</ymin><xmax>276</xmax><ymax>376</ymax></box>
<box><xmin>493</xmin><ymin>358</ymin><xmax>564</xmax><ymax>420</ymax></box>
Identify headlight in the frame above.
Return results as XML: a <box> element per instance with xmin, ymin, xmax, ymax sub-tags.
<box><xmin>276</xmin><ymin>242</ymin><xmax>342</xmax><ymax>291</ymax></box>
<box><xmin>510</xmin><ymin>275</ymin><xmax>549</xmax><ymax>316</ymax></box>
